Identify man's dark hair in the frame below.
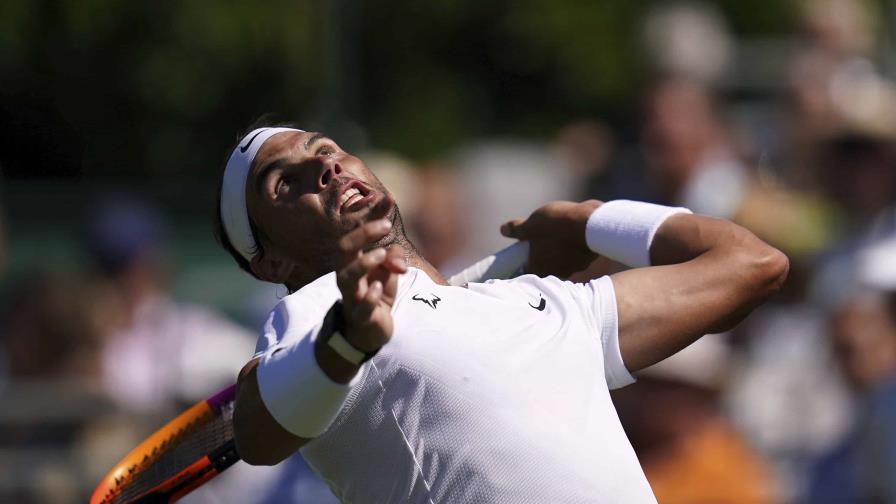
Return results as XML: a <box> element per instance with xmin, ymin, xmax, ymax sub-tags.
<box><xmin>212</xmin><ymin>115</ymin><xmax>300</xmax><ymax>283</ymax></box>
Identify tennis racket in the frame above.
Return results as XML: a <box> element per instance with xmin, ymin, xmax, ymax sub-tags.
<box><xmin>91</xmin><ymin>241</ymin><xmax>529</xmax><ymax>504</ymax></box>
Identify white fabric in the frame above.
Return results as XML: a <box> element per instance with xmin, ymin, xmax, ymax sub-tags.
<box><xmin>253</xmin><ymin>269</ymin><xmax>654</xmax><ymax>503</ymax></box>
<box><xmin>255</xmin><ymin>272</ymin><xmax>363</xmax><ymax>438</ymax></box>
<box><xmin>585</xmin><ymin>199</ymin><xmax>692</xmax><ymax>268</ymax></box>
<box><xmin>220</xmin><ymin>127</ymin><xmax>304</xmax><ymax>261</ymax></box>
<box><xmin>103</xmin><ymin>295</ymin><xmax>255</xmax><ymax>412</ymax></box>
<box><xmin>256</xmin><ymin>322</ymin><xmax>366</xmax><ymax>438</ymax></box>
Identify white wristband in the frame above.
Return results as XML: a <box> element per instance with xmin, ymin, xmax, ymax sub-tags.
<box><xmin>585</xmin><ymin>200</ymin><xmax>692</xmax><ymax>268</ymax></box>
<box><xmin>256</xmin><ymin>327</ymin><xmax>365</xmax><ymax>438</ymax></box>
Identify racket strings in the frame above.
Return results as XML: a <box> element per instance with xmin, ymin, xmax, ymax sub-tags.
<box><xmin>107</xmin><ymin>402</ymin><xmax>235</xmax><ymax>504</ymax></box>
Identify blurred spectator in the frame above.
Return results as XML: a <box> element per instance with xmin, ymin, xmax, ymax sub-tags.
<box><xmin>808</xmin><ymin>288</ymin><xmax>896</xmax><ymax>503</ymax></box>
<box><xmin>2</xmin><ymin>271</ymin><xmax>111</xmax><ymax>382</ymax></box>
<box><xmin>723</xmin><ymin>190</ymin><xmax>846</xmax><ymax>504</ymax></box>
<box><xmin>642</xmin><ymin>77</ymin><xmax>750</xmax><ymax>219</ymax></box>
<box><xmin>449</xmin><ymin>119</ymin><xmax>616</xmax><ymax>270</ymax></box>
<box><xmin>802</xmin><ymin>0</ymin><xmax>876</xmax><ymax>59</ymax></box>
<box><xmin>552</xmin><ymin>119</ymin><xmax>617</xmax><ymax>201</ymax></box>
<box><xmin>787</xmin><ymin>0</ymin><xmax>881</xmax><ymax>181</ymax></box>
<box><xmin>816</xmin><ymin>80</ymin><xmax>896</xmax><ymax>230</ymax></box>
<box><xmin>614</xmin><ymin>336</ymin><xmax>778</xmax><ymax>503</ymax></box>
<box><xmin>642</xmin><ymin>2</ymin><xmax>733</xmax><ymax>86</ymax></box>
<box><xmin>452</xmin><ymin>140</ymin><xmax>577</xmax><ymax>266</ymax></box>
<box><xmin>83</xmin><ymin>197</ymin><xmax>255</xmax><ymax>411</ymax></box>
<box><xmin>0</xmin><ymin>271</ymin><xmax>130</xmax><ymax>503</ymax></box>
<box><xmin>807</xmin><ymin>74</ymin><xmax>896</xmax><ymax>309</ymax></box>
<box><xmin>81</xmin><ymin>197</ymin><xmax>308</xmax><ymax>503</ymax></box>
<box><xmin>724</xmin><ymin>280</ymin><xmax>852</xmax><ymax>502</ymax></box>
<box><xmin>719</xmin><ymin>7</ymin><xmax>896</xmax><ymax>499</ymax></box>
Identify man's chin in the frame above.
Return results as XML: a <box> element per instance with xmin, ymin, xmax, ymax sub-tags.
<box><xmin>365</xmin><ymin>204</ymin><xmax>404</xmax><ymax>252</ymax></box>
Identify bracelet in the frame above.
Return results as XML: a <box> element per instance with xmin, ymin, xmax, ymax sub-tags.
<box><xmin>585</xmin><ymin>200</ymin><xmax>692</xmax><ymax>268</ymax></box>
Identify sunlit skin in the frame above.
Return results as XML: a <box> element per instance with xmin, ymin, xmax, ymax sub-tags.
<box><xmin>231</xmin><ymin>129</ymin><xmax>789</xmax><ymax>467</ymax></box>
<box><xmin>243</xmin><ymin>130</ymin><xmax>443</xmax><ymax>290</ymax></box>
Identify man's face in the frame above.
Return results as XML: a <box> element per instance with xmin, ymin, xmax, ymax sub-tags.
<box><xmin>245</xmin><ymin>131</ymin><xmax>396</xmax><ymax>272</ymax></box>
<box><xmin>642</xmin><ymin>81</ymin><xmax>718</xmax><ymax>197</ymax></box>
<box><xmin>831</xmin><ymin>298</ymin><xmax>896</xmax><ymax>393</ymax></box>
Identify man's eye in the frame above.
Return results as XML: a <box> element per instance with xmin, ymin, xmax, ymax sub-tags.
<box><xmin>317</xmin><ymin>146</ymin><xmax>335</xmax><ymax>156</ymax></box>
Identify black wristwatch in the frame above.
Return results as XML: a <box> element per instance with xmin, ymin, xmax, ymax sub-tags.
<box><xmin>322</xmin><ymin>301</ymin><xmax>380</xmax><ymax>365</ymax></box>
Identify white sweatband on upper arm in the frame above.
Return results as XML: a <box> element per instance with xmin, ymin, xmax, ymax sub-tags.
<box><xmin>256</xmin><ymin>327</ymin><xmax>365</xmax><ymax>438</ymax></box>
<box><xmin>585</xmin><ymin>200</ymin><xmax>692</xmax><ymax>268</ymax></box>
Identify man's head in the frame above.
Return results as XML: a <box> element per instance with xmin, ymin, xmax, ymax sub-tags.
<box><xmin>642</xmin><ymin>77</ymin><xmax>724</xmax><ymax>200</ymax></box>
<box><xmin>830</xmin><ymin>292</ymin><xmax>896</xmax><ymax>393</ymax></box>
<box><xmin>214</xmin><ymin>121</ymin><xmax>406</xmax><ymax>289</ymax></box>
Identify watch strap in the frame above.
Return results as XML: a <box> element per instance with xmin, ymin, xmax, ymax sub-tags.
<box><xmin>324</xmin><ymin>301</ymin><xmax>380</xmax><ymax>365</ymax></box>
<box><xmin>327</xmin><ymin>331</ymin><xmax>367</xmax><ymax>365</ymax></box>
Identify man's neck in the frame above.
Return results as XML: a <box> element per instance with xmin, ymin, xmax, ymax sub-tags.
<box><xmin>404</xmin><ymin>246</ymin><xmax>447</xmax><ymax>285</ymax></box>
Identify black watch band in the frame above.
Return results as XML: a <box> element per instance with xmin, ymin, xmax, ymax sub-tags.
<box><xmin>323</xmin><ymin>301</ymin><xmax>380</xmax><ymax>365</ymax></box>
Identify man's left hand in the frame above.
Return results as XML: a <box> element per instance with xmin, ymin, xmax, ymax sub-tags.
<box><xmin>500</xmin><ymin>200</ymin><xmax>602</xmax><ymax>278</ymax></box>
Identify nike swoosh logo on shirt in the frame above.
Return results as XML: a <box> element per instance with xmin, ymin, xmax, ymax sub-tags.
<box><xmin>529</xmin><ymin>297</ymin><xmax>546</xmax><ymax>311</ymax></box>
<box><xmin>239</xmin><ymin>129</ymin><xmax>267</xmax><ymax>153</ymax></box>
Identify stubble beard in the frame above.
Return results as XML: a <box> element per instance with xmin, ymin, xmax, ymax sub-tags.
<box><xmin>314</xmin><ymin>200</ymin><xmax>411</xmax><ymax>274</ymax></box>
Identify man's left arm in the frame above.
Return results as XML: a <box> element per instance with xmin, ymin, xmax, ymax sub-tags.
<box><xmin>502</xmin><ymin>200</ymin><xmax>789</xmax><ymax>372</ymax></box>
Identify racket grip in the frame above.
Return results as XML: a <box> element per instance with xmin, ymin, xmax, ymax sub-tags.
<box><xmin>447</xmin><ymin>241</ymin><xmax>529</xmax><ymax>286</ymax></box>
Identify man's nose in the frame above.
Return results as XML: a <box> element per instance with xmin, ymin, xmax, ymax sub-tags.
<box><xmin>318</xmin><ymin>157</ymin><xmax>343</xmax><ymax>190</ymax></box>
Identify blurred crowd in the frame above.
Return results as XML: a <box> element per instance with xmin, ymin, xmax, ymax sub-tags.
<box><xmin>3</xmin><ymin>0</ymin><xmax>896</xmax><ymax>502</ymax></box>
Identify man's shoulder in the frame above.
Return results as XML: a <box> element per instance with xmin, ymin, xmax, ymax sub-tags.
<box><xmin>464</xmin><ymin>274</ymin><xmax>586</xmax><ymax>307</ymax></box>
<box><xmin>473</xmin><ymin>273</ymin><xmax>572</xmax><ymax>293</ymax></box>
<box><xmin>254</xmin><ymin>272</ymin><xmax>340</xmax><ymax>356</ymax></box>
<box><xmin>274</xmin><ymin>272</ymin><xmax>341</xmax><ymax>329</ymax></box>
<box><xmin>280</xmin><ymin>271</ymin><xmax>340</xmax><ymax>309</ymax></box>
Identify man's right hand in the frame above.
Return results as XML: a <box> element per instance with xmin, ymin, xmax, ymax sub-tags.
<box><xmin>335</xmin><ymin>217</ymin><xmax>408</xmax><ymax>355</ymax></box>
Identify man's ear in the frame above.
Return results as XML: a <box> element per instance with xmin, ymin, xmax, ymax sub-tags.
<box><xmin>250</xmin><ymin>249</ymin><xmax>295</xmax><ymax>284</ymax></box>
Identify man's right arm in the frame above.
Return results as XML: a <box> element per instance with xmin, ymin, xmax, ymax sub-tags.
<box><xmin>234</xmin><ymin>358</ymin><xmax>308</xmax><ymax>465</ymax></box>
<box><xmin>233</xmin><ymin>218</ymin><xmax>406</xmax><ymax>466</ymax></box>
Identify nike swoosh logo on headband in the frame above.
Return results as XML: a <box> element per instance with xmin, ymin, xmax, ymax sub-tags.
<box><xmin>529</xmin><ymin>296</ymin><xmax>546</xmax><ymax>311</ymax></box>
<box><xmin>239</xmin><ymin>129</ymin><xmax>268</xmax><ymax>153</ymax></box>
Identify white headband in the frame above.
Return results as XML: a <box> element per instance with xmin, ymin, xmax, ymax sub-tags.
<box><xmin>220</xmin><ymin>127</ymin><xmax>304</xmax><ymax>262</ymax></box>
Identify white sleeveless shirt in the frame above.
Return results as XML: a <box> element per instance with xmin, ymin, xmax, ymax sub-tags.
<box><xmin>254</xmin><ymin>269</ymin><xmax>656</xmax><ymax>503</ymax></box>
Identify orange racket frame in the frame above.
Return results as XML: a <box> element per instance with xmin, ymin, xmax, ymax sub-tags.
<box><xmin>90</xmin><ymin>385</ymin><xmax>239</xmax><ymax>504</ymax></box>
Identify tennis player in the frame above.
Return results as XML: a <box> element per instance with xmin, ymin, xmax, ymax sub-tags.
<box><xmin>215</xmin><ymin>124</ymin><xmax>789</xmax><ymax>502</ymax></box>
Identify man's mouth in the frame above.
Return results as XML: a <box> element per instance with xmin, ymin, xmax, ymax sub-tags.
<box><xmin>337</xmin><ymin>180</ymin><xmax>374</xmax><ymax>214</ymax></box>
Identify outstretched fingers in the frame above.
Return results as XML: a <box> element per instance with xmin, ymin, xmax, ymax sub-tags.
<box><xmin>352</xmin><ymin>280</ymin><xmax>383</xmax><ymax>322</ymax></box>
<box><xmin>337</xmin><ymin>248</ymin><xmax>387</xmax><ymax>300</ymax></box>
